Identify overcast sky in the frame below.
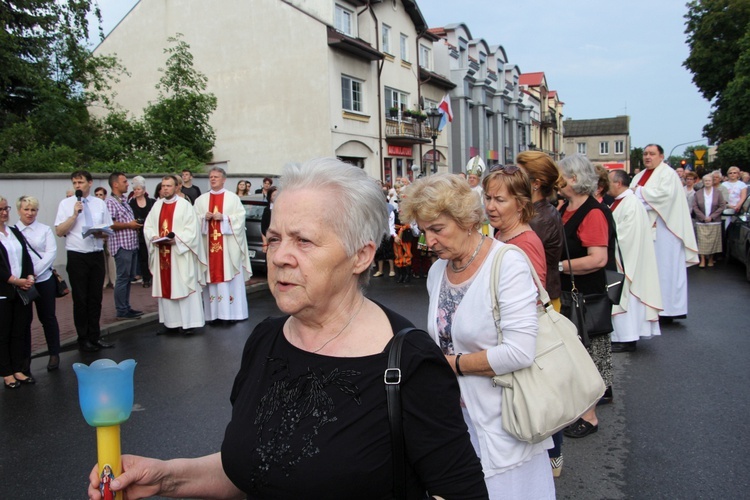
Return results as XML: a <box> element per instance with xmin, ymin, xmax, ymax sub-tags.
<box><xmin>91</xmin><ymin>0</ymin><xmax>711</xmax><ymax>157</ymax></box>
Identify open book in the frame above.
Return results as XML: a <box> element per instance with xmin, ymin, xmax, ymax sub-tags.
<box><xmin>82</xmin><ymin>225</ymin><xmax>114</xmax><ymax>238</ymax></box>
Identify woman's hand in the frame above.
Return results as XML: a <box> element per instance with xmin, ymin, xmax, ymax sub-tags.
<box><xmin>88</xmin><ymin>455</ymin><xmax>169</xmax><ymax>500</ymax></box>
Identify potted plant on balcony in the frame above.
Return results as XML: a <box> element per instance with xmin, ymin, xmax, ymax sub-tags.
<box><xmin>415</xmin><ymin>111</ymin><xmax>428</xmax><ymax>122</ymax></box>
<box><xmin>388</xmin><ymin>107</ymin><xmax>399</xmax><ymax>118</ymax></box>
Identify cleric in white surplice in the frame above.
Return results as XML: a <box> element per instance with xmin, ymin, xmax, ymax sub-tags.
<box><xmin>194</xmin><ymin>167</ymin><xmax>252</xmax><ymax>322</ymax></box>
<box><xmin>144</xmin><ymin>175</ymin><xmax>207</xmax><ymax>332</ymax></box>
<box><xmin>608</xmin><ymin>169</ymin><xmax>663</xmax><ymax>344</ymax></box>
<box><xmin>630</xmin><ymin>144</ymin><xmax>698</xmax><ymax>321</ymax></box>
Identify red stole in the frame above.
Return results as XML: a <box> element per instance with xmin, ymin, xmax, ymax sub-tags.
<box><xmin>208</xmin><ymin>193</ymin><xmax>225</xmax><ymax>283</ymax></box>
<box><xmin>610</xmin><ymin>198</ymin><xmax>623</xmax><ymax>212</ymax></box>
<box><xmin>637</xmin><ymin>168</ymin><xmax>655</xmax><ymax>186</ymax></box>
<box><xmin>158</xmin><ymin>202</ymin><xmax>177</xmax><ymax>299</ymax></box>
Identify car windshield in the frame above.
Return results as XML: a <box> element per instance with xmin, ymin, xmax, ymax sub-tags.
<box><xmin>245</xmin><ymin>204</ymin><xmax>265</xmax><ymax>221</ymax></box>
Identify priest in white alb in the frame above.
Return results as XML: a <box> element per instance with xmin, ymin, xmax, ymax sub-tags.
<box><xmin>630</xmin><ymin>144</ymin><xmax>698</xmax><ymax>323</ymax></box>
<box><xmin>144</xmin><ymin>175</ymin><xmax>206</xmax><ymax>335</ymax></box>
<box><xmin>194</xmin><ymin>167</ymin><xmax>252</xmax><ymax>323</ymax></box>
<box><xmin>608</xmin><ymin>169</ymin><xmax>663</xmax><ymax>352</ymax></box>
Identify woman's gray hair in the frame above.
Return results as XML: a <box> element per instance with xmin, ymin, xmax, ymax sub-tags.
<box><xmin>131</xmin><ymin>176</ymin><xmax>147</xmax><ymax>190</ymax></box>
<box><xmin>558</xmin><ymin>154</ymin><xmax>599</xmax><ymax>196</ymax></box>
<box><xmin>17</xmin><ymin>195</ymin><xmax>39</xmax><ymax>210</ymax></box>
<box><xmin>278</xmin><ymin>158</ymin><xmax>387</xmax><ymax>284</ymax></box>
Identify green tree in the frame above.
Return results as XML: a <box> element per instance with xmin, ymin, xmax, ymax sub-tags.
<box><xmin>630</xmin><ymin>147</ymin><xmax>643</xmax><ymax>173</ymax></box>
<box><xmin>684</xmin><ymin>1</ymin><xmax>750</xmax><ymax>143</ymax></box>
<box><xmin>0</xmin><ymin>0</ymin><xmax>131</xmax><ymax>172</ymax></box>
<box><xmin>716</xmin><ymin>136</ymin><xmax>750</xmax><ymax>170</ymax></box>
<box><xmin>143</xmin><ymin>34</ymin><xmax>217</xmax><ymax>164</ymax></box>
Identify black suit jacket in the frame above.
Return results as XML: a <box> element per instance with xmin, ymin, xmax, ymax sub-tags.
<box><xmin>0</xmin><ymin>226</ymin><xmax>34</xmax><ymax>299</ymax></box>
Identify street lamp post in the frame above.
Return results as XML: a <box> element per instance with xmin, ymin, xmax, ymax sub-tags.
<box><xmin>426</xmin><ymin>108</ymin><xmax>442</xmax><ymax>174</ymax></box>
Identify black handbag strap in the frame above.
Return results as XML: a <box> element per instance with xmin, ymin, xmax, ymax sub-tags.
<box><xmin>562</xmin><ymin>233</ymin><xmax>591</xmax><ymax>346</ymax></box>
<box><xmin>386</xmin><ymin>327</ymin><xmax>416</xmax><ymax>500</ymax></box>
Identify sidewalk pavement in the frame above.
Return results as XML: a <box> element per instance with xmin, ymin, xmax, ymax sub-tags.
<box><xmin>30</xmin><ymin>277</ymin><xmax>269</xmax><ymax>357</ymax></box>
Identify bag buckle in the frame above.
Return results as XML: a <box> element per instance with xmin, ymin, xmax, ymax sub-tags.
<box><xmin>384</xmin><ymin>368</ymin><xmax>401</xmax><ymax>385</ymax></box>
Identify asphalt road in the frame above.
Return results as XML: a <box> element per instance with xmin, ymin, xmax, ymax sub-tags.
<box><xmin>1</xmin><ymin>262</ymin><xmax>749</xmax><ymax>499</ymax></box>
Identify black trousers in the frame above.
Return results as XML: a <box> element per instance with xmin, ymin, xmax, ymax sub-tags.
<box><xmin>0</xmin><ymin>296</ymin><xmax>31</xmax><ymax>377</ymax></box>
<box><xmin>67</xmin><ymin>250</ymin><xmax>105</xmax><ymax>344</ymax></box>
<box><xmin>24</xmin><ymin>276</ymin><xmax>60</xmax><ymax>357</ymax></box>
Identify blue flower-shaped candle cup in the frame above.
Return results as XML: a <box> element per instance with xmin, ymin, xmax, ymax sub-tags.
<box><xmin>73</xmin><ymin>359</ymin><xmax>136</xmax><ymax>498</ymax></box>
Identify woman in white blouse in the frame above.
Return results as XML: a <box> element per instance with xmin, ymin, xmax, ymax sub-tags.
<box><xmin>401</xmin><ymin>174</ymin><xmax>555</xmax><ymax>499</ymax></box>
<box><xmin>15</xmin><ymin>196</ymin><xmax>61</xmax><ymax>371</ymax></box>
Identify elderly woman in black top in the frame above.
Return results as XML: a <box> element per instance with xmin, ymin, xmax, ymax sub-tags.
<box><xmin>0</xmin><ymin>195</ymin><xmax>36</xmax><ymax>389</ymax></box>
<box><xmin>88</xmin><ymin>159</ymin><xmax>487</xmax><ymax>500</ymax></box>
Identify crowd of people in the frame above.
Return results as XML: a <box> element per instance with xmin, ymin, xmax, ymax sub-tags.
<box><xmin>0</xmin><ymin>167</ymin><xmax>257</xmax><ymax>390</ymax></box>
<box><xmin>3</xmin><ymin>151</ymin><xmax>735</xmax><ymax>498</ymax></box>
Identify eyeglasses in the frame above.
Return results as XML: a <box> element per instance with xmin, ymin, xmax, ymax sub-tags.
<box><xmin>489</xmin><ymin>164</ymin><xmax>521</xmax><ymax>174</ymax></box>
<box><xmin>0</xmin><ymin>207</ymin><xmax>11</xmax><ymax>212</ymax></box>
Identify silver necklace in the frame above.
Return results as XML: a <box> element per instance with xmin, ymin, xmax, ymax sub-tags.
<box><xmin>450</xmin><ymin>235</ymin><xmax>485</xmax><ymax>273</ymax></box>
<box><xmin>311</xmin><ymin>296</ymin><xmax>366</xmax><ymax>353</ymax></box>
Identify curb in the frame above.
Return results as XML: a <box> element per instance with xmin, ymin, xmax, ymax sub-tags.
<box><xmin>49</xmin><ymin>281</ymin><xmax>270</xmax><ymax>354</ymax></box>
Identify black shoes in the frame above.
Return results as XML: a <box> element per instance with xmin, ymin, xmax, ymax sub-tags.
<box><xmin>597</xmin><ymin>386</ymin><xmax>613</xmax><ymax>406</ymax></box>
<box><xmin>564</xmin><ymin>418</ymin><xmax>598</xmax><ymax>438</ymax></box>
<box><xmin>116</xmin><ymin>310</ymin><xmax>143</xmax><ymax>321</ymax></box>
<box><xmin>94</xmin><ymin>340</ymin><xmax>115</xmax><ymax>349</ymax></box>
<box><xmin>17</xmin><ymin>375</ymin><xmax>35</xmax><ymax>385</ymax></box>
<box><xmin>611</xmin><ymin>341</ymin><xmax>637</xmax><ymax>353</ymax></box>
<box><xmin>4</xmin><ymin>378</ymin><xmax>21</xmax><ymax>389</ymax></box>
<box><xmin>182</xmin><ymin>328</ymin><xmax>195</xmax><ymax>336</ymax></box>
<box><xmin>47</xmin><ymin>355</ymin><xmax>60</xmax><ymax>372</ymax></box>
<box><xmin>78</xmin><ymin>340</ymin><xmax>101</xmax><ymax>352</ymax></box>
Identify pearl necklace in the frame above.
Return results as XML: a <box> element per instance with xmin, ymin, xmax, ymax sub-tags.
<box><xmin>450</xmin><ymin>235</ymin><xmax>485</xmax><ymax>273</ymax></box>
<box><xmin>310</xmin><ymin>296</ymin><xmax>366</xmax><ymax>353</ymax></box>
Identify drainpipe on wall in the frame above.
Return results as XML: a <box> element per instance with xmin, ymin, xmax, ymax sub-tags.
<box><xmin>365</xmin><ymin>2</ymin><xmax>385</xmax><ymax>181</ymax></box>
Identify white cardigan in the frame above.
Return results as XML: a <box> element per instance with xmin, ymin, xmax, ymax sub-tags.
<box><xmin>426</xmin><ymin>240</ymin><xmax>551</xmax><ymax>476</ymax></box>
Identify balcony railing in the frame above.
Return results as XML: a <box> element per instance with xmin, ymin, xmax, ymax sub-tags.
<box><xmin>385</xmin><ymin>116</ymin><xmax>434</xmax><ymax>145</ymax></box>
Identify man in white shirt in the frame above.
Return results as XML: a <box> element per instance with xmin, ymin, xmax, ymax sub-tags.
<box><xmin>194</xmin><ymin>167</ymin><xmax>251</xmax><ymax>324</ymax></box>
<box><xmin>54</xmin><ymin>170</ymin><xmax>115</xmax><ymax>352</ymax></box>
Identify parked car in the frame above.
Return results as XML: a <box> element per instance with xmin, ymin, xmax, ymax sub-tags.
<box><xmin>240</xmin><ymin>194</ymin><xmax>268</xmax><ymax>274</ymax></box>
<box><xmin>725</xmin><ymin>196</ymin><xmax>750</xmax><ymax>282</ymax></box>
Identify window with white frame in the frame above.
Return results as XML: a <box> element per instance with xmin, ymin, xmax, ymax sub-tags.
<box><xmin>599</xmin><ymin>141</ymin><xmax>609</xmax><ymax>155</ymax></box>
<box><xmin>334</xmin><ymin>4</ymin><xmax>353</xmax><ymax>36</ymax></box>
<box><xmin>382</xmin><ymin>24</ymin><xmax>391</xmax><ymax>54</ymax></box>
<box><xmin>400</xmin><ymin>34</ymin><xmax>408</xmax><ymax>61</ymax></box>
<box><xmin>614</xmin><ymin>140</ymin><xmax>624</xmax><ymax>154</ymax></box>
<box><xmin>385</xmin><ymin>87</ymin><xmax>408</xmax><ymax>112</ymax></box>
<box><xmin>419</xmin><ymin>44</ymin><xmax>431</xmax><ymax>70</ymax></box>
<box><xmin>341</xmin><ymin>75</ymin><xmax>363</xmax><ymax>112</ymax></box>
<box><xmin>577</xmin><ymin>142</ymin><xmax>587</xmax><ymax>155</ymax></box>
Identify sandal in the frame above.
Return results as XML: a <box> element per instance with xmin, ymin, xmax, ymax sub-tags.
<box><xmin>564</xmin><ymin>418</ymin><xmax>598</xmax><ymax>438</ymax></box>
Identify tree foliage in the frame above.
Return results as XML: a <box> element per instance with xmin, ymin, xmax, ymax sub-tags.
<box><xmin>143</xmin><ymin>34</ymin><xmax>217</xmax><ymax>164</ymax></box>
<box><xmin>684</xmin><ymin>0</ymin><xmax>750</xmax><ymax>164</ymax></box>
<box><xmin>716</xmin><ymin>136</ymin><xmax>750</xmax><ymax>170</ymax></box>
<box><xmin>0</xmin><ymin>4</ymin><xmax>216</xmax><ymax>174</ymax></box>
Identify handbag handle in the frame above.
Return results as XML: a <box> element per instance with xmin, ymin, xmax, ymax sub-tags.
<box><xmin>561</xmin><ymin>232</ymin><xmax>590</xmax><ymax>346</ymax></box>
<box><xmin>386</xmin><ymin>327</ymin><xmax>417</xmax><ymax>500</ymax></box>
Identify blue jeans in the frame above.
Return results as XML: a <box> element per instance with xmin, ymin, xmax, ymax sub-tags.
<box><xmin>114</xmin><ymin>248</ymin><xmax>138</xmax><ymax>316</ymax></box>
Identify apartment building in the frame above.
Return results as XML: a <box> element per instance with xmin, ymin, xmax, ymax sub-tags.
<box><xmin>562</xmin><ymin>116</ymin><xmax>631</xmax><ymax>171</ymax></box>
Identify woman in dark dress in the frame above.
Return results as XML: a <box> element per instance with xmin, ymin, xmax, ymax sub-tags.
<box><xmin>88</xmin><ymin>159</ymin><xmax>487</xmax><ymax>500</ymax></box>
<box><xmin>128</xmin><ymin>176</ymin><xmax>155</xmax><ymax>288</ymax></box>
